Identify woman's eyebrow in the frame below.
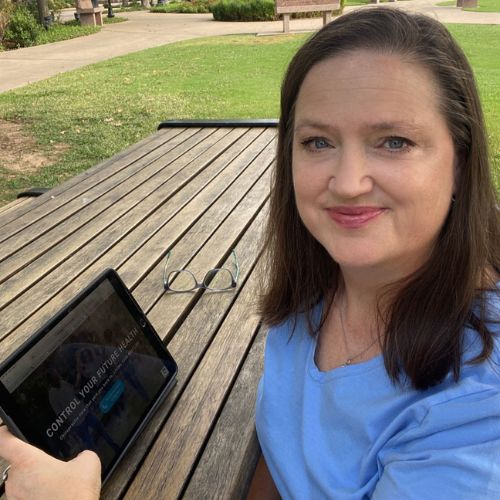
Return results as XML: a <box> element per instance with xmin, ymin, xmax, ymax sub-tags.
<box><xmin>368</xmin><ymin>121</ymin><xmax>423</xmax><ymax>133</ymax></box>
<box><xmin>294</xmin><ymin>120</ymin><xmax>337</xmax><ymax>134</ymax></box>
<box><xmin>294</xmin><ymin>120</ymin><xmax>423</xmax><ymax>134</ymax></box>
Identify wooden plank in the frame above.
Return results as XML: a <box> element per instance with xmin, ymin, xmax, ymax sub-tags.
<box><xmin>122</xmin><ymin>256</ymin><xmax>263</xmax><ymax>500</ymax></box>
<box><xmin>118</xmin><ymin>133</ymin><xmax>276</xmax><ymax>290</ymax></box>
<box><xmin>276</xmin><ymin>0</ymin><xmax>337</xmax><ymax>8</ymax></box>
<box><xmin>0</xmin><ymin>128</ymin><xmax>184</xmax><ymax>229</ymax></box>
<box><xmin>0</xmin><ymin>128</ymin><xmax>211</xmax><ymax>261</ymax></box>
<box><xmin>101</xmin><ymin>204</ymin><xmax>268</xmax><ymax>499</ymax></box>
<box><xmin>183</xmin><ymin>325</ymin><xmax>266</xmax><ymax>500</ymax></box>
<box><xmin>277</xmin><ymin>3</ymin><xmax>338</xmax><ymax>13</ymax></box>
<box><xmin>0</xmin><ymin>127</ymin><xmax>237</xmax><ymax>290</ymax></box>
<box><xmin>0</xmin><ymin>129</ymin><xmax>273</xmax><ymax>358</ymax></box>
<box><xmin>0</xmin><ymin>127</ymin><xmax>252</xmax><ymax>337</ymax></box>
<box><xmin>0</xmin><ymin>197</ymin><xmax>33</xmax><ymax>215</ymax></box>
<box><xmin>0</xmin><ymin>126</ymin><xmax>275</xmax><ymax>500</ymax></box>
<box><xmin>139</xmin><ymin>174</ymin><xmax>272</xmax><ymax>337</ymax></box>
<box><xmin>0</xmin><ymin>127</ymin><xmax>192</xmax><ymax>243</ymax></box>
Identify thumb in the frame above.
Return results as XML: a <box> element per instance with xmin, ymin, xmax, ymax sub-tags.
<box><xmin>71</xmin><ymin>449</ymin><xmax>101</xmax><ymax>476</ymax></box>
<box><xmin>69</xmin><ymin>450</ymin><xmax>102</xmax><ymax>497</ymax></box>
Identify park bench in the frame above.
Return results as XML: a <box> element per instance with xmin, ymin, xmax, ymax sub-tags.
<box><xmin>0</xmin><ymin>119</ymin><xmax>277</xmax><ymax>499</ymax></box>
<box><xmin>275</xmin><ymin>0</ymin><xmax>340</xmax><ymax>33</ymax></box>
<box><xmin>76</xmin><ymin>0</ymin><xmax>104</xmax><ymax>26</ymax></box>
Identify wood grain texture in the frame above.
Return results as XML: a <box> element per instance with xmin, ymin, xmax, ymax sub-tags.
<box><xmin>0</xmin><ymin>125</ymin><xmax>277</xmax><ymax>500</ymax></box>
<box><xmin>0</xmin><ymin>128</ymin><xmax>212</xmax><ymax>263</ymax></box>
<box><xmin>123</xmin><ymin>261</ymin><xmax>262</xmax><ymax>500</ymax></box>
<box><xmin>183</xmin><ymin>325</ymin><xmax>267</xmax><ymax>500</ymax></box>
<box><xmin>0</xmin><ymin>128</ymin><xmax>262</xmax><ymax>345</ymax></box>
<box><xmin>0</xmin><ymin>197</ymin><xmax>33</xmax><ymax>216</ymax></box>
<box><xmin>0</xmin><ymin>128</ymin><xmax>186</xmax><ymax>234</ymax></box>
<box><xmin>0</xmin><ymin>128</ymin><xmax>236</xmax><ymax>296</ymax></box>
<box><xmin>102</xmin><ymin>202</ymin><xmax>268</xmax><ymax>500</ymax></box>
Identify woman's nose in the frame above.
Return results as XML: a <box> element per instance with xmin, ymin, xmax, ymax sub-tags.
<box><xmin>327</xmin><ymin>145</ymin><xmax>374</xmax><ymax>199</ymax></box>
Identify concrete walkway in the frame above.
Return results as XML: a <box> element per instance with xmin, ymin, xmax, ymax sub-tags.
<box><xmin>0</xmin><ymin>1</ymin><xmax>499</xmax><ymax>93</ymax></box>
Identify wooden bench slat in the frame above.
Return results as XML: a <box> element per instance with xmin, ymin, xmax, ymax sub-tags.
<box><xmin>276</xmin><ymin>2</ymin><xmax>338</xmax><ymax>12</ymax></box>
<box><xmin>0</xmin><ymin>129</ymin><xmax>177</xmax><ymax>228</ymax></box>
<box><xmin>0</xmin><ymin>127</ymin><xmax>240</xmax><ymax>290</ymax></box>
<box><xmin>0</xmin><ymin>197</ymin><xmax>34</xmax><ymax>216</ymax></box>
<box><xmin>0</xmin><ymin>128</ymin><xmax>185</xmax><ymax>231</ymax></box>
<box><xmin>102</xmin><ymin>204</ymin><xmax>268</xmax><ymax>499</ymax></box>
<box><xmin>0</xmin><ymin>128</ymin><xmax>264</xmax><ymax>325</ymax></box>
<box><xmin>122</xmin><ymin>258</ymin><xmax>262</xmax><ymax>500</ymax></box>
<box><xmin>0</xmin><ymin>128</ymin><xmax>214</xmax><ymax>263</ymax></box>
<box><xmin>183</xmin><ymin>325</ymin><xmax>266</xmax><ymax>500</ymax></box>
<box><xmin>0</xmin><ymin>131</ymin><xmax>273</xmax><ymax>358</ymax></box>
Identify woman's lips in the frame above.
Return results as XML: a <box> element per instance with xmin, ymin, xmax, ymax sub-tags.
<box><xmin>327</xmin><ymin>206</ymin><xmax>386</xmax><ymax>228</ymax></box>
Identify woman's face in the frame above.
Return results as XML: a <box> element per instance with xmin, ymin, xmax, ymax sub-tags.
<box><xmin>292</xmin><ymin>50</ymin><xmax>456</xmax><ymax>279</ymax></box>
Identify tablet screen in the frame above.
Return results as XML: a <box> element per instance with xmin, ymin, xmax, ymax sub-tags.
<box><xmin>0</xmin><ymin>270</ymin><xmax>177</xmax><ymax>482</ymax></box>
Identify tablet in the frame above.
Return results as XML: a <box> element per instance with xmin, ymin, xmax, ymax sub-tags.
<box><xmin>0</xmin><ymin>269</ymin><xmax>177</xmax><ymax>484</ymax></box>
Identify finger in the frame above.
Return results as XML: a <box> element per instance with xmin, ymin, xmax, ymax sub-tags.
<box><xmin>0</xmin><ymin>426</ymin><xmax>51</xmax><ymax>467</ymax></box>
<box><xmin>73</xmin><ymin>450</ymin><xmax>101</xmax><ymax>473</ymax></box>
<box><xmin>0</xmin><ymin>426</ymin><xmax>28</xmax><ymax>464</ymax></box>
<box><xmin>71</xmin><ymin>450</ymin><xmax>102</xmax><ymax>494</ymax></box>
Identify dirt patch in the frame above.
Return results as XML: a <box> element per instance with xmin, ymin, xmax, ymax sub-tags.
<box><xmin>0</xmin><ymin>119</ymin><xmax>69</xmax><ymax>174</ymax></box>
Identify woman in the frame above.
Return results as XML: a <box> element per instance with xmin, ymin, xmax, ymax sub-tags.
<box><xmin>248</xmin><ymin>7</ymin><xmax>499</xmax><ymax>499</ymax></box>
<box><xmin>0</xmin><ymin>7</ymin><xmax>498</xmax><ymax>499</ymax></box>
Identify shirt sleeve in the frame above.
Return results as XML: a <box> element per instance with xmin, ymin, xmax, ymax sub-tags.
<box><xmin>372</xmin><ymin>385</ymin><xmax>500</xmax><ymax>499</ymax></box>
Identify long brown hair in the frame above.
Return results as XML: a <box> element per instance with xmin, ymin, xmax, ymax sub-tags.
<box><xmin>259</xmin><ymin>7</ymin><xmax>500</xmax><ymax>390</ymax></box>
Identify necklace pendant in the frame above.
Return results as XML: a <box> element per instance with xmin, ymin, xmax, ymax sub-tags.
<box><xmin>345</xmin><ymin>358</ymin><xmax>352</xmax><ymax>366</ymax></box>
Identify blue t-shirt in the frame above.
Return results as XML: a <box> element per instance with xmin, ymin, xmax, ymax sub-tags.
<box><xmin>255</xmin><ymin>292</ymin><xmax>500</xmax><ymax>499</ymax></box>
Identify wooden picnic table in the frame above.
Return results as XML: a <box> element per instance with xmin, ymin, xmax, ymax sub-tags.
<box><xmin>0</xmin><ymin>119</ymin><xmax>278</xmax><ymax>499</ymax></box>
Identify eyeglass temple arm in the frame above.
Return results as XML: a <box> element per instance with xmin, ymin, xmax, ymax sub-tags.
<box><xmin>163</xmin><ymin>251</ymin><xmax>172</xmax><ymax>288</ymax></box>
<box><xmin>231</xmin><ymin>250</ymin><xmax>240</xmax><ymax>284</ymax></box>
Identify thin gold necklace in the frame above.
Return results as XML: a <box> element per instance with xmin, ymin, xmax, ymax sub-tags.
<box><xmin>338</xmin><ymin>300</ymin><xmax>379</xmax><ymax>367</ymax></box>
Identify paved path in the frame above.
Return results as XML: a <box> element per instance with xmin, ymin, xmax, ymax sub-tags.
<box><xmin>0</xmin><ymin>0</ymin><xmax>499</xmax><ymax>93</ymax></box>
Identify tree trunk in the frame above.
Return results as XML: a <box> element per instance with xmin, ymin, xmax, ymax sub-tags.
<box><xmin>141</xmin><ymin>0</ymin><xmax>150</xmax><ymax>7</ymax></box>
<box><xmin>37</xmin><ymin>0</ymin><xmax>50</xmax><ymax>23</ymax></box>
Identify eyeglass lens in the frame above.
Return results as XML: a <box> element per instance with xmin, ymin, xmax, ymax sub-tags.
<box><xmin>167</xmin><ymin>268</ymin><xmax>234</xmax><ymax>292</ymax></box>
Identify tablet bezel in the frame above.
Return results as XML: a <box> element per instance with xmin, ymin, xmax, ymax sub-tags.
<box><xmin>0</xmin><ymin>268</ymin><xmax>177</xmax><ymax>484</ymax></box>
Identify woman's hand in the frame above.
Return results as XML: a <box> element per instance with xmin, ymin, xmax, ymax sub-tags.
<box><xmin>0</xmin><ymin>426</ymin><xmax>101</xmax><ymax>500</ymax></box>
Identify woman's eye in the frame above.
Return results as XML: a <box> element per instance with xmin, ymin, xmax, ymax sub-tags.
<box><xmin>301</xmin><ymin>137</ymin><xmax>332</xmax><ymax>151</ymax></box>
<box><xmin>383</xmin><ymin>137</ymin><xmax>411</xmax><ymax>151</ymax></box>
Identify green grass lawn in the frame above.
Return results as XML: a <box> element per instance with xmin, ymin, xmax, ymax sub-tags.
<box><xmin>464</xmin><ymin>0</ymin><xmax>500</xmax><ymax>12</ymax></box>
<box><xmin>0</xmin><ymin>24</ymin><xmax>498</xmax><ymax>206</ymax></box>
<box><xmin>34</xmin><ymin>22</ymin><xmax>100</xmax><ymax>46</ymax></box>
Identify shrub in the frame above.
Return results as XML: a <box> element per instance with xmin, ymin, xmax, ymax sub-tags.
<box><xmin>210</xmin><ymin>0</ymin><xmax>275</xmax><ymax>21</ymax></box>
<box><xmin>151</xmin><ymin>0</ymin><xmax>212</xmax><ymax>13</ymax></box>
<box><xmin>4</xmin><ymin>5</ymin><xmax>41</xmax><ymax>47</ymax></box>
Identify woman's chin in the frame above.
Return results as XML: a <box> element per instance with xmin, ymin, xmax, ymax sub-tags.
<box><xmin>329</xmin><ymin>248</ymin><xmax>385</xmax><ymax>271</ymax></box>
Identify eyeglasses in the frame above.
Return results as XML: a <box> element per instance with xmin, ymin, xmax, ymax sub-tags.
<box><xmin>163</xmin><ymin>251</ymin><xmax>240</xmax><ymax>292</ymax></box>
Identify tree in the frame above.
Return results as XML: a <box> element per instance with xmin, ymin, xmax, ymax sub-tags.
<box><xmin>36</xmin><ymin>0</ymin><xmax>49</xmax><ymax>24</ymax></box>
